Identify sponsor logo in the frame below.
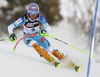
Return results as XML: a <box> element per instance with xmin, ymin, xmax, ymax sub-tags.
<box><xmin>31</xmin><ymin>7</ymin><xmax>36</xmax><ymax>10</ymax></box>
<box><xmin>25</xmin><ymin>22</ymin><xmax>39</xmax><ymax>28</ymax></box>
<box><xmin>16</xmin><ymin>18</ymin><xmax>22</xmax><ymax>24</ymax></box>
<box><xmin>41</xmin><ymin>37</ymin><xmax>45</xmax><ymax>43</ymax></box>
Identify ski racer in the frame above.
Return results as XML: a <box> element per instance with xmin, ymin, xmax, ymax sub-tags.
<box><xmin>8</xmin><ymin>3</ymin><xmax>80</xmax><ymax>72</ymax></box>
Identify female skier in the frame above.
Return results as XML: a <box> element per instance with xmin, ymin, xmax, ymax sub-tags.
<box><xmin>8</xmin><ymin>3</ymin><xmax>80</xmax><ymax>72</ymax></box>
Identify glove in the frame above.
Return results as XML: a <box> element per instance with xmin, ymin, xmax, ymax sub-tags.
<box><xmin>9</xmin><ymin>33</ymin><xmax>17</xmax><ymax>42</ymax></box>
<box><xmin>40</xmin><ymin>30</ymin><xmax>48</xmax><ymax>37</ymax></box>
<box><xmin>41</xmin><ymin>30</ymin><xmax>47</xmax><ymax>34</ymax></box>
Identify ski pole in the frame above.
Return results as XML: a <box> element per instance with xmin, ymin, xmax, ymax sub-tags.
<box><xmin>0</xmin><ymin>38</ymin><xmax>9</xmax><ymax>41</ymax></box>
<box><xmin>13</xmin><ymin>34</ymin><xmax>38</xmax><ymax>52</ymax></box>
<box><xmin>40</xmin><ymin>32</ymin><xmax>97</xmax><ymax>58</ymax></box>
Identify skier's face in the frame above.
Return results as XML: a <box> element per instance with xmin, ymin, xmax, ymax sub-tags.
<box><xmin>29</xmin><ymin>14</ymin><xmax>36</xmax><ymax>19</ymax></box>
<box><xmin>28</xmin><ymin>11</ymin><xmax>38</xmax><ymax>19</ymax></box>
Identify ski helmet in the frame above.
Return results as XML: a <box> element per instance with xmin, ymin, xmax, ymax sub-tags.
<box><xmin>27</xmin><ymin>3</ymin><xmax>39</xmax><ymax>15</ymax></box>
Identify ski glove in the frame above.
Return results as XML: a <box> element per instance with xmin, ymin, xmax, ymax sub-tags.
<box><xmin>41</xmin><ymin>30</ymin><xmax>47</xmax><ymax>34</ymax></box>
<box><xmin>40</xmin><ymin>30</ymin><xmax>48</xmax><ymax>37</ymax></box>
<box><xmin>9</xmin><ymin>33</ymin><xmax>17</xmax><ymax>42</ymax></box>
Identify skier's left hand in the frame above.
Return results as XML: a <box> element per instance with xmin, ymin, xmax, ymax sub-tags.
<box><xmin>40</xmin><ymin>30</ymin><xmax>49</xmax><ymax>37</ymax></box>
<box><xmin>40</xmin><ymin>30</ymin><xmax>47</xmax><ymax>34</ymax></box>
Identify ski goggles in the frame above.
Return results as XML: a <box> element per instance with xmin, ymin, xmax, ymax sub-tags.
<box><xmin>28</xmin><ymin>11</ymin><xmax>38</xmax><ymax>15</ymax></box>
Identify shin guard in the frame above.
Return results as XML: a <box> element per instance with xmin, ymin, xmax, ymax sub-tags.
<box><xmin>32</xmin><ymin>43</ymin><xmax>56</xmax><ymax>64</ymax></box>
<box><xmin>52</xmin><ymin>50</ymin><xmax>66</xmax><ymax>60</ymax></box>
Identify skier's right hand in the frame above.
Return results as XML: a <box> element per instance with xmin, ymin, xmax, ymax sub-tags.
<box><xmin>9</xmin><ymin>33</ymin><xmax>17</xmax><ymax>42</ymax></box>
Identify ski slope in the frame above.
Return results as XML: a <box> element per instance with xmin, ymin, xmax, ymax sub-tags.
<box><xmin>0</xmin><ymin>19</ymin><xmax>100</xmax><ymax>77</ymax></box>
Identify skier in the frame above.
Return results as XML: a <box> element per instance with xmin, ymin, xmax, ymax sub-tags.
<box><xmin>8</xmin><ymin>3</ymin><xmax>80</xmax><ymax>72</ymax></box>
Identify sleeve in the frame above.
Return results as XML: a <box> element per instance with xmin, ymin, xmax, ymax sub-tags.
<box><xmin>40</xmin><ymin>15</ymin><xmax>51</xmax><ymax>33</ymax></box>
<box><xmin>8</xmin><ymin>17</ymin><xmax>24</xmax><ymax>34</ymax></box>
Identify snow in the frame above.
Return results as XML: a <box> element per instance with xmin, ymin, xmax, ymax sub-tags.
<box><xmin>60</xmin><ymin>0</ymin><xmax>75</xmax><ymax>18</ymax></box>
<box><xmin>0</xmin><ymin>0</ymin><xmax>8</xmax><ymax>8</ymax></box>
<box><xmin>0</xmin><ymin>0</ymin><xmax>100</xmax><ymax>77</ymax></box>
<box><xmin>0</xmin><ymin>19</ymin><xmax>100</xmax><ymax>77</ymax></box>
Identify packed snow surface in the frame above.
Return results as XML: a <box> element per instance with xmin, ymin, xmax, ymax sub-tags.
<box><xmin>0</xmin><ymin>19</ymin><xmax>100</xmax><ymax>77</ymax></box>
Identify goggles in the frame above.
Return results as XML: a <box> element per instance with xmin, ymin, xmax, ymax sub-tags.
<box><xmin>28</xmin><ymin>11</ymin><xmax>38</xmax><ymax>15</ymax></box>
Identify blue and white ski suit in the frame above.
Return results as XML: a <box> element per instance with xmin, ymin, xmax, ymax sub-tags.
<box><xmin>8</xmin><ymin>13</ymin><xmax>54</xmax><ymax>52</ymax></box>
